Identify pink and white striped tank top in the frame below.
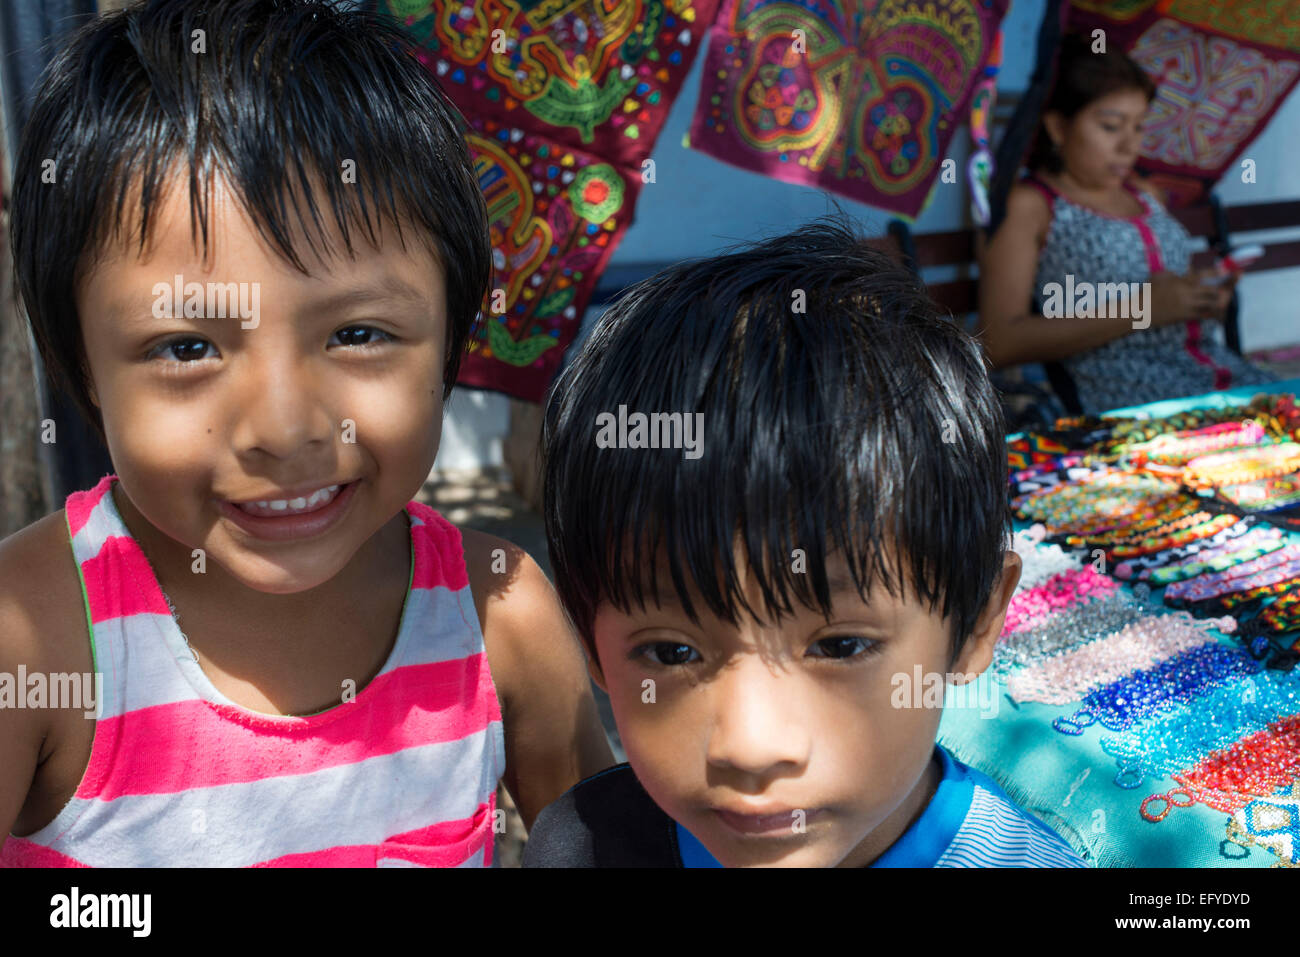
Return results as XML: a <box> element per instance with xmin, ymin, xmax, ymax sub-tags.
<box><xmin>1</xmin><ymin>474</ymin><xmax>506</xmax><ymax>867</ymax></box>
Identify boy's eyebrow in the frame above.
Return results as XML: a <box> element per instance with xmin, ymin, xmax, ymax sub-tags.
<box><xmin>107</xmin><ymin>276</ymin><xmax>432</xmax><ymax>323</ymax></box>
<box><xmin>298</xmin><ymin>279</ymin><xmax>434</xmax><ymax>312</ymax></box>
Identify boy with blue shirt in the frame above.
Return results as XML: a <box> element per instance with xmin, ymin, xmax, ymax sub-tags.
<box><xmin>524</xmin><ymin>219</ymin><xmax>1087</xmax><ymax>868</ymax></box>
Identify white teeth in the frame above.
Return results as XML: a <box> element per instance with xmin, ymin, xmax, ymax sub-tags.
<box><xmin>235</xmin><ymin>484</ymin><xmax>342</xmax><ymax>517</ymax></box>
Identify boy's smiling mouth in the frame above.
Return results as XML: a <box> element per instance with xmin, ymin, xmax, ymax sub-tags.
<box><xmin>218</xmin><ymin>479</ymin><xmax>362</xmax><ymax>541</ymax></box>
<box><xmin>231</xmin><ymin>482</ymin><xmax>347</xmax><ymax>516</ymax></box>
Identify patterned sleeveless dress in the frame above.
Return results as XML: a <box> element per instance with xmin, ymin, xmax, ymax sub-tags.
<box><xmin>1</xmin><ymin>474</ymin><xmax>506</xmax><ymax>867</ymax></box>
<box><xmin>1024</xmin><ymin>173</ymin><xmax>1274</xmax><ymax>414</ymax></box>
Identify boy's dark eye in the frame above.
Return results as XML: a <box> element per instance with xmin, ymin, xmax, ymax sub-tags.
<box><xmin>150</xmin><ymin>337</ymin><xmax>216</xmax><ymax>362</ymax></box>
<box><xmin>807</xmin><ymin>636</ymin><xmax>876</xmax><ymax>660</ymax></box>
<box><xmin>638</xmin><ymin>642</ymin><xmax>699</xmax><ymax>666</ymax></box>
<box><xmin>331</xmin><ymin>325</ymin><xmax>392</xmax><ymax>347</ymax></box>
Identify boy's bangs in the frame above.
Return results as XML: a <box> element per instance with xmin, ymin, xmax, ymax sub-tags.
<box><xmin>11</xmin><ymin>0</ymin><xmax>492</xmax><ymax>434</ymax></box>
<box><xmin>545</xmin><ymin>241</ymin><xmax>1007</xmax><ymax>648</ymax></box>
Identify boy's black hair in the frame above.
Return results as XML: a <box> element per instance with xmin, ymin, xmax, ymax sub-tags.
<box><xmin>10</xmin><ymin>0</ymin><xmax>491</xmax><ymax>438</ymax></box>
<box><xmin>543</xmin><ymin>216</ymin><xmax>1010</xmax><ymax>664</ymax></box>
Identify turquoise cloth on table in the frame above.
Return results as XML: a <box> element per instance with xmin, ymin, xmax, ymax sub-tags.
<box><xmin>943</xmin><ymin>379</ymin><xmax>1300</xmax><ymax>868</ymax></box>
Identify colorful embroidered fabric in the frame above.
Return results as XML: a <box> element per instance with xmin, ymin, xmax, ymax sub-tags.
<box><xmin>381</xmin><ymin>0</ymin><xmax>718</xmax><ymax>165</ymax></box>
<box><xmin>376</xmin><ymin>0</ymin><xmax>717</xmax><ymax>400</ymax></box>
<box><xmin>1068</xmin><ymin>1</ymin><xmax>1300</xmax><ymax>208</ymax></box>
<box><xmin>966</xmin><ymin>26</ymin><xmax>1002</xmax><ymax>226</ymax></box>
<box><xmin>687</xmin><ymin>0</ymin><xmax>1010</xmax><ymax>218</ymax></box>
<box><xmin>456</xmin><ymin>115</ymin><xmax>641</xmax><ymax>399</ymax></box>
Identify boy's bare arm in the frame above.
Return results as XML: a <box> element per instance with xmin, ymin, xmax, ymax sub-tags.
<box><xmin>0</xmin><ymin>516</ymin><xmax>67</xmax><ymax>842</ymax></box>
<box><xmin>465</xmin><ymin>530</ymin><xmax>615</xmax><ymax>831</ymax></box>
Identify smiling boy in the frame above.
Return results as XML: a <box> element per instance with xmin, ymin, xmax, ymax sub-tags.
<box><xmin>525</xmin><ymin>220</ymin><xmax>1087</xmax><ymax>867</ymax></box>
<box><xmin>0</xmin><ymin>0</ymin><xmax>611</xmax><ymax>865</ymax></box>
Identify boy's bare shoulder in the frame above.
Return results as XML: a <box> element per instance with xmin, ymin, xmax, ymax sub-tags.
<box><xmin>0</xmin><ymin>509</ymin><xmax>92</xmax><ymax>754</ymax></box>
<box><xmin>0</xmin><ymin>510</ymin><xmax>89</xmax><ymax>670</ymax></box>
<box><xmin>460</xmin><ymin>526</ymin><xmax>555</xmax><ymax>641</ymax></box>
<box><xmin>458</xmin><ymin>526</ymin><xmax>579</xmax><ymax>709</ymax></box>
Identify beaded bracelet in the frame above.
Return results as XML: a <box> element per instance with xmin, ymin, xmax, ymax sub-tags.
<box><xmin>992</xmin><ymin>590</ymin><xmax>1148</xmax><ymax>675</ymax></box>
<box><xmin>1223</xmin><ymin>779</ymin><xmax>1300</xmax><ymax>864</ymax></box>
<box><xmin>1104</xmin><ymin>513</ymin><xmax>1242</xmax><ymax>560</ymax></box>
<box><xmin>1063</xmin><ymin>499</ymin><xmax>1205</xmax><ymax>547</ymax></box>
<box><xmin>1164</xmin><ymin>545</ymin><xmax>1300</xmax><ymax>605</ymax></box>
<box><xmin>1183</xmin><ymin>441</ymin><xmax>1300</xmax><ymax>489</ymax></box>
<box><xmin>1099</xmin><ymin>399</ymin><xmax>1277</xmax><ymax>453</ymax></box>
<box><xmin>1100</xmin><ymin>670</ymin><xmax>1300</xmax><ymax>790</ymax></box>
<box><xmin>1113</xmin><ymin>518</ymin><xmax>1258</xmax><ymax>579</ymax></box>
<box><xmin>1102</xmin><ymin>513</ymin><xmax>1241</xmax><ymax>560</ymax></box>
<box><xmin>1128</xmin><ymin>421</ymin><xmax>1267</xmax><ymax>467</ymax></box>
<box><xmin>1006</xmin><ymin>613</ymin><xmax>1229</xmax><ymax>705</ymax></box>
<box><xmin>1218</xmin><ymin>475</ymin><xmax>1300</xmax><ymax>513</ymax></box>
<box><xmin>1009</xmin><ymin>462</ymin><xmax>1109</xmax><ymax>497</ymax></box>
<box><xmin>1216</xmin><ymin>574</ymin><xmax>1300</xmax><ymax>612</ymax></box>
<box><xmin>1140</xmin><ymin>713</ymin><xmax>1300</xmax><ymax>821</ymax></box>
<box><xmin>1013</xmin><ymin>471</ymin><xmax>1180</xmax><ymax>530</ymax></box>
<box><xmin>1010</xmin><ymin>529</ymin><xmax>1081</xmax><ymax>589</ymax></box>
<box><xmin>1141</xmin><ymin>527</ymin><xmax>1286</xmax><ymax>586</ymax></box>
<box><xmin>1051</xmin><ymin>642</ymin><xmax>1261</xmax><ymax>735</ymax></box>
<box><xmin>1239</xmin><ymin>591</ymin><xmax>1300</xmax><ymax>638</ymax></box>
<box><xmin>1180</xmin><ymin>571</ymin><xmax>1300</xmax><ymax>618</ymax></box>
<box><xmin>1045</xmin><ymin>498</ymin><xmax>1190</xmax><ymax>542</ymax></box>
<box><xmin>1001</xmin><ymin>566</ymin><xmax>1118</xmax><ymax>635</ymax></box>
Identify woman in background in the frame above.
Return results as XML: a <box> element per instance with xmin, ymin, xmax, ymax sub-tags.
<box><xmin>978</xmin><ymin>34</ymin><xmax>1274</xmax><ymax>414</ymax></box>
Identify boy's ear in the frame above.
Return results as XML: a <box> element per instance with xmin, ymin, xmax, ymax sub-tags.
<box><xmin>585</xmin><ymin>642</ymin><xmax>608</xmax><ymax>694</ymax></box>
<box><xmin>950</xmin><ymin>549</ymin><xmax>1022</xmax><ymax>680</ymax></box>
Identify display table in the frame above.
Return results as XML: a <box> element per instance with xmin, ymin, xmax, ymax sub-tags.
<box><xmin>938</xmin><ymin>379</ymin><xmax>1300</xmax><ymax>868</ymax></box>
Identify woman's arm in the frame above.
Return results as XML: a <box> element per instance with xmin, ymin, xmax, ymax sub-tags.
<box><xmin>976</xmin><ymin>184</ymin><xmax>1141</xmax><ymax>367</ymax></box>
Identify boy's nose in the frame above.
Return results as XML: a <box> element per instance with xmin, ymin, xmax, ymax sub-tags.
<box><xmin>231</xmin><ymin>357</ymin><xmax>337</xmax><ymax>460</ymax></box>
<box><xmin>704</xmin><ymin>660</ymin><xmax>812</xmax><ymax>779</ymax></box>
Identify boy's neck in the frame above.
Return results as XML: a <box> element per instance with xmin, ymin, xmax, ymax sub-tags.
<box><xmin>108</xmin><ymin>481</ymin><xmax>407</xmax><ymax>647</ymax></box>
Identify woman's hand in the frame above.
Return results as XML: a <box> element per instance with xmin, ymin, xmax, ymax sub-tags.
<box><xmin>1147</xmin><ymin>269</ymin><xmax>1232</xmax><ymax>328</ymax></box>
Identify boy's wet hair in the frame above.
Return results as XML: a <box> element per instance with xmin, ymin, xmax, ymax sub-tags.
<box><xmin>543</xmin><ymin>216</ymin><xmax>1010</xmax><ymax>662</ymax></box>
<box><xmin>11</xmin><ymin>0</ymin><xmax>491</xmax><ymax>437</ymax></box>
